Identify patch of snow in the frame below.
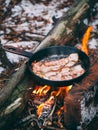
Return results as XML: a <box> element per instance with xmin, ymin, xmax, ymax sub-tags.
<box><xmin>91</xmin><ymin>19</ymin><xmax>98</xmax><ymax>30</ymax></box>
<box><xmin>5</xmin><ymin>41</ymin><xmax>39</xmax><ymax>63</ymax></box>
<box><xmin>5</xmin><ymin>0</ymin><xmax>11</xmax><ymax>6</ymax></box>
<box><xmin>89</xmin><ymin>38</ymin><xmax>98</xmax><ymax>49</ymax></box>
<box><xmin>0</xmin><ymin>67</ymin><xmax>5</xmax><ymax>73</ymax></box>
<box><xmin>6</xmin><ymin>52</ymin><xmax>25</xmax><ymax>63</ymax></box>
<box><xmin>80</xmin><ymin>90</ymin><xmax>97</xmax><ymax>126</ymax></box>
<box><xmin>6</xmin><ymin>40</ymin><xmax>38</xmax><ymax>47</ymax></box>
<box><xmin>83</xmin><ymin>19</ymin><xmax>88</xmax><ymax>25</ymax></box>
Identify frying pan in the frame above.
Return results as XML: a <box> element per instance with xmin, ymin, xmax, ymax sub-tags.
<box><xmin>3</xmin><ymin>45</ymin><xmax>90</xmax><ymax>87</ymax></box>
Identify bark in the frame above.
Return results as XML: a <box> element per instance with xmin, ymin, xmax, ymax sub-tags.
<box><xmin>64</xmin><ymin>61</ymin><xmax>98</xmax><ymax>130</ymax></box>
<box><xmin>0</xmin><ymin>76</ymin><xmax>29</xmax><ymax>129</ymax></box>
<box><xmin>0</xmin><ymin>41</ymin><xmax>13</xmax><ymax>69</ymax></box>
<box><xmin>0</xmin><ymin>0</ymin><xmax>97</xmax><ymax>129</ymax></box>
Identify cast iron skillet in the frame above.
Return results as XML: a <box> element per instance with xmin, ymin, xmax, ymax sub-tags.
<box><xmin>3</xmin><ymin>45</ymin><xmax>90</xmax><ymax>87</ymax></box>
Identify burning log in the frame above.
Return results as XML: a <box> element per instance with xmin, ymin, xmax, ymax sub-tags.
<box><xmin>37</xmin><ymin>96</ymin><xmax>56</xmax><ymax>128</ymax></box>
<box><xmin>29</xmin><ymin>86</ymin><xmax>70</xmax><ymax>129</ymax></box>
<box><xmin>31</xmin><ymin>85</ymin><xmax>57</xmax><ymax>128</ymax></box>
<box><xmin>0</xmin><ymin>0</ymin><xmax>97</xmax><ymax>129</ymax></box>
<box><xmin>64</xmin><ymin>61</ymin><xmax>98</xmax><ymax>130</ymax></box>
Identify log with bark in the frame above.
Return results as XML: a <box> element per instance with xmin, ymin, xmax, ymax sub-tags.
<box><xmin>0</xmin><ymin>0</ymin><xmax>97</xmax><ymax>129</ymax></box>
<box><xmin>0</xmin><ymin>41</ymin><xmax>13</xmax><ymax>70</ymax></box>
<box><xmin>64</xmin><ymin>61</ymin><xmax>98</xmax><ymax>130</ymax></box>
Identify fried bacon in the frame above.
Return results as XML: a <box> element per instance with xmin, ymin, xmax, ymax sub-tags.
<box><xmin>31</xmin><ymin>53</ymin><xmax>85</xmax><ymax>81</ymax></box>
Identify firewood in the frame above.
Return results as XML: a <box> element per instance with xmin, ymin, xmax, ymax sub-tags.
<box><xmin>38</xmin><ymin>96</ymin><xmax>55</xmax><ymax>128</ymax></box>
<box><xmin>0</xmin><ymin>0</ymin><xmax>97</xmax><ymax>129</ymax></box>
<box><xmin>64</xmin><ymin>61</ymin><xmax>98</xmax><ymax>130</ymax></box>
<box><xmin>0</xmin><ymin>41</ymin><xmax>13</xmax><ymax>69</ymax></box>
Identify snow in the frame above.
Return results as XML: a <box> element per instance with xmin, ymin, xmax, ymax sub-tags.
<box><xmin>80</xmin><ymin>90</ymin><xmax>97</xmax><ymax>127</ymax></box>
<box><xmin>2</xmin><ymin>0</ymin><xmax>70</xmax><ymax>36</ymax></box>
<box><xmin>0</xmin><ymin>67</ymin><xmax>5</xmax><ymax>73</ymax></box>
<box><xmin>0</xmin><ymin>0</ymin><xmax>70</xmax><ymax>66</ymax></box>
<box><xmin>89</xmin><ymin>38</ymin><xmax>98</xmax><ymax>49</ymax></box>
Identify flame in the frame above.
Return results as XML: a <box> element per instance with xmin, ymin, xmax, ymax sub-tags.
<box><xmin>36</xmin><ymin>85</ymin><xmax>72</xmax><ymax>117</ymax></box>
<box><xmin>37</xmin><ymin>103</ymin><xmax>45</xmax><ymax>116</ymax></box>
<box><xmin>51</xmin><ymin>85</ymin><xmax>72</xmax><ymax>97</ymax></box>
<box><xmin>51</xmin><ymin>86</ymin><xmax>70</xmax><ymax>97</ymax></box>
<box><xmin>37</xmin><ymin>96</ymin><xmax>54</xmax><ymax>117</ymax></box>
<box><xmin>51</xmin><ymin>88</ymin><xmax>62</xmax><ymax>97</ymax></box>
<box><xmin>32</xmin><ymin>85</ymin><xmax>50</xmax><ymax>96</ymax></box>
<box><xmin>57</xmin><ymin>106</ymin><xmax>64</xmax><ymax>115</ymax></box>
<box><xmin>66</xmin><ymin>85</ymin><xmax>72</xmax><ymax>93</ymax></box>
<box><xmin>81</xmin><ymin>26</ymin><xmax>93</xmax><ymax>55</ymax></box>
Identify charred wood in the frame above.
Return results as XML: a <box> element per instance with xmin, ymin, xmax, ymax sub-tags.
<box><xmin>38</xmin><ymin>96</ymin><xmax>56</xmax><ymax>128</ymax></box>
<box><xmin>64</xmin><ymin>61</ymin><xmax>98</xmax><ymax>130</ymax></box>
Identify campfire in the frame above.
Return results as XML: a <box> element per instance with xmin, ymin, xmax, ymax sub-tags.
<box><xmin>0</xmin><ymin>1</ymin><xmax>98</xmax><ymax>130</ymax></box>
<box><xmin>11</xmin><ymin>25</ymin><xmax>98</xmax><ymax>130</ymax></box>
<box><xmin>30</xmin><ymin>85</ymin><xmax>72</xmax><ymax>129</ymax></box>
<box><xmin>17</xmin><ymin>85</ymin><xmax>73</xmax><ymax>130</ymax></box>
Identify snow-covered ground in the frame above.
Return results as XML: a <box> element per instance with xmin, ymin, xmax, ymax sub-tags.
<box><xmin>0</xmin><ymin>0</ymin><xmax>98</xmax><ymax>74</ymax></box>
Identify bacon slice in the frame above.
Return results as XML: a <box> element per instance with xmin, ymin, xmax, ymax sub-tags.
<box><xmin>31</xmin><ymin>53</ymin><xmax>85</xmax><ymax>81</ymax></box>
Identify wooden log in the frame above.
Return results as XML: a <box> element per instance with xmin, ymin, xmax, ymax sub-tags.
<box><xmin>0</xmin><ymin>0</ymin><xmax>97</xmax><ymax>129</ymax></box>
<box><xmin>64</xmin><ymin>61</ymin><xmax>98</xmax><ymax>130</ymax></box>
<box><xmin>0</xmin><ymin>76</ymin><xmax>29</xmax><ymax>129</ymax></box>
<box><xmin>0</xmin><ymin>41</ymin><xmax>13</xmax><ymax>69</ymax></box>
<box><xmin>0</xmin><ymin>64</ymin><xmax>27</xmax><ymax>108</ymax></box>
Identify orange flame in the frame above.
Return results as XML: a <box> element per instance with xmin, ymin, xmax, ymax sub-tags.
<box><xmin>32</xmin><ymin>85</ymin><xmax>50</xmax><ymax>96</ymax></box>
<box><xmin>51</xmin><ymin>85</ymin><xmax>72</xmax><ymax>97</ymax></box>
<box><xmin>57</xmin><ymin>106</ymin><xmax>64</xmax><ymax>115</ymax></box>
<box><xmin>82</xmin><ymin>26</ymin><xmax>93</xmax><ymax>55</ymax></box>
<box><xmin>37</xmin><ymin>103</ymin><xmax>45</xmax><ymax>116</ymax></box>
<box><xmin>66</xmin><ymin>85</ymin><xmax>72</xmax><ymax>93</ymax></box>
<box><xmin>51</xmin><ymin>88</ymin><xmax>62</xmax><ymax>97</ymax></box>
<box><xmin>37</xmin><ymin>96</ymin><xmax>54</xmax><ymax>117</ymax></box>
<box><xmin>36</xmin><ymin>85</ymin><xmax>72</xmax><ymax>117</ymax></box>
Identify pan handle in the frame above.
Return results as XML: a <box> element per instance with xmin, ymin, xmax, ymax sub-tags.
<box><xmin>2</xmin><ymin>46</ymin><xmax>33</xmax><ymax>58</ymax></box>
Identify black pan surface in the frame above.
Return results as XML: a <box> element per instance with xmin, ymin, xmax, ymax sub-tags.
<box><xmin>3</xmin><ymin>45</ymin><xmax>90</xmax><ymax>87</ymax></box>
